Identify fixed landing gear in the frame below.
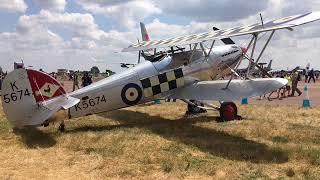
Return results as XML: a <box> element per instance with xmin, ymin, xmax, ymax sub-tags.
<box><xmin>186</xmin><ymin>100</ymin><xmax>207</xmax><ymax>115</ymax></box>
<box><xmin>58</xmin><ymin>120</ymin><xmax>65</xmax><ymax>132</ymax></box>
<box><xmin>42</xmin><ymin>122</ymin><xmax>50</xmax><ymax>127</ymax></box>
<box><xmin>41</xmin><ymin>120</ymin><xmax>66</xmax><ymax>132</ymax></box>
<box><xmin>184</xmin><ymin>100</ymin><xmax>243</xmax><ymax>121</ymax></box>
<box><xmin>218</xmin><ymin>102</ymin><xmax>242</xmax><ymax>122</ymax></box>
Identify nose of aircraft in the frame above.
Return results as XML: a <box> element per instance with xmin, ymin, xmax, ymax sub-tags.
<box><xmin>241</xmin><ymin>47</ymin><xmax>247</xmax><ymax>54</ymax></box>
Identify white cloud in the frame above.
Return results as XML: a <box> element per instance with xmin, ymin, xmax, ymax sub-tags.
<box><xmin>32</xmin><ymin>0</ymin><xmax>66</xmax><ymax>12</ymax></box>
<box><xmin>0</xmin><ymin>10</ymin><xmax>138</xmax><ymax>72</ymax></box>
<box><xmin>16</xmin><ymin>10</ymin><xmax>107</xmax><ymax>40</ymax></box>
<box><xmin>0</xmin><ymin>0</ymin><xmax>27</xmax><ymax>13</ymax></box>
<box><xmin>76</xmin><ymin>0</ymin><xmax>161</xmax><ymax>29</ymax></box>
<box><xmin>78</xmin><ymin>0</ymin><xmax>135</xmax><ymax>6</ymax></box>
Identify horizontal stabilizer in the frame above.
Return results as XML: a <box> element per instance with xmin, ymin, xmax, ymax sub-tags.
<box><xmin>45</xmin><ymin>96</ymin><xmax>80</xmax><ymax>111</ymax></box>
<box><xmin>28</xmin><ymin>96</ymin><xmax>80</xmax><ymax>126</ymax></box>
<box><xmin>169</xmin><ymin>78</ymin><xmax>287</xmax><ymax>102</ymax></box>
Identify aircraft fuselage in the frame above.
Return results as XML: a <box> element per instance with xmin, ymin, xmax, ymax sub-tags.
<box><xmin>69</xmin><ymin>45</ymin><xmax>243</xmax><ymax>119</ymax></box>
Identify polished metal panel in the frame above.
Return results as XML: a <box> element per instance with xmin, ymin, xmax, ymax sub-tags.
<box><xmin>69</xmin><ymin>61</ymin><xmax>159</xmax><ymax>118</ymax></box>
<box><xmin>183</xmin><ymin>45</ymin><xmax>242</xmax><ymax>81</ymax></box>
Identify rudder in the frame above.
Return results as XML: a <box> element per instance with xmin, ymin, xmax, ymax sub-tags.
<box><xmin>140</xmin><ymin>22</ymin><xmax>150</xmax><ymax>41</ymax></box>
<box><xmin>1</xmin><ymin>69</ymin><xmax>77</xmax><ymax>127</ymax></box>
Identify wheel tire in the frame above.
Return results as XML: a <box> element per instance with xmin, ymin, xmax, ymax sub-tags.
<box><xmin>219</xmin><ymin>102</ymin><xmax>237</xmax><ymax>121</ymax></box>
<box><xmin>43</xmin><ymin>122</ymin><xmax>49</xmax><ymax>127</ymax></box>
<box><xmin>58</xmin><ymin>123</ymin><xmax>65</xmax><ymax>132</ymax></box>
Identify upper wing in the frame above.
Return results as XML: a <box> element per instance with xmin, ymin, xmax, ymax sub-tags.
<box><xmin>168</xmin><ymin>78</ymin><xmax>287</xmax><ymax>102</ymax></box>
<box><xmin>123</xmin><ymin>12</ymin><xmax>320</xmax><ymax>52</ymax></box>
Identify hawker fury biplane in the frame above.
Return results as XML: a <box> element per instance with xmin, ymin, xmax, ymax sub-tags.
<box><xmin>2</xmin><ymin>12</ymin><xmax>320</xmax><ymax>131</ymax></box>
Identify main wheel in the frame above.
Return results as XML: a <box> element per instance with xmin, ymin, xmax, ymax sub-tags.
<box><xmin>219</xmin><ymin>102</ymin><xmax>237</xmax><ymax>121</ymax></box>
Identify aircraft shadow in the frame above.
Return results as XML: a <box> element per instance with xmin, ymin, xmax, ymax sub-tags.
<box><xmin>67</xmin><ymin>110</ymin><xmax>288</xmax><ymax>164</ymax></box>
<box><xmin>13</xmin><ymin>127</ymin><xmax>56</xmax><ymax>148</ymax></box>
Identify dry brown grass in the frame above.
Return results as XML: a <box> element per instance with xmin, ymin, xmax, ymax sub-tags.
<box><xmin>0</xmin><ymin>101</ymin><xmax>320</xmax><ymax>179</ymax></box>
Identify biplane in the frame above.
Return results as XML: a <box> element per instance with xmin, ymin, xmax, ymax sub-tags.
<box><xmin>1</xmin><ymin>12</ymin><xmax>320</xmax><ymax>131</ymax></box>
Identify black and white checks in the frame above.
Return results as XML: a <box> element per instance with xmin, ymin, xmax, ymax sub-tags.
<box><xmin>140</xmin><ymin>68</ymin><xmax>184</xmax><ymax>97</ymax></box>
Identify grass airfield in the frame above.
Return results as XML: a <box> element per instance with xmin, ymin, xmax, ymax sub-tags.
<box><xmin>0</xmin><ymin>101</ymin><xmax>320</xmax><ymax>179</ymax></box>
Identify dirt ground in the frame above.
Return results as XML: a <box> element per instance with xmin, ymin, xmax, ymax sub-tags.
<box><xmin>0</xmin><ymin>102</ymin><xmax>319</xmax><ymax>179</ymax></box>
<box><xmin>0</xmin><ymin>77</ymin><xmax>318</xmax><ymax>179</ymax></box>
<box><xmin>250</xmin><ymin>80</ymin><xmax>320</xmax><ymax>107</ymax></box>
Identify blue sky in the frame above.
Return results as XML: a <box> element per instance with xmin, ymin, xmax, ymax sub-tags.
<box><xmin>0</xmin><ymin>0</ymin><xmax>320</xmax><ymax>73</ymax></box>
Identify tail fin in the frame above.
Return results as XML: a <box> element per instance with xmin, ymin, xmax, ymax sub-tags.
<box><xmin>140</xmin><ymin>22</ymin><xmax>150</xmax><ymax>42</ymax></box>
<box><xmin>212</xmin><ymin>27</ymin><xmax>235</xmax><ymax>45</ymax></box>
<box><xmin>266</xmin><ymin>60</ymin><xmax>273</xmax><ymax>70</ymax></box>
<box><xmin>140</xmin><ymin>22</ymin><xmax>155</xmax><ymax>59</ymax></box>
<box><xmin>1</xmin><ymin>69</ymin><xmax>79</xmax><ymax>127</ymax></box>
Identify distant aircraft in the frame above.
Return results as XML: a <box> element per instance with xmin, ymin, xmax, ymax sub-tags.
<box><xmin>265</xmin><ymin>60</ymin><xmax>273</xmax><ymax>72</ymax></box>
<box><xmin>120</xmin><ymin>63</ymin><xmax>136</xmax><ymax>68</ymax></box>
<box><xmin>2</xmin><ymin>12</ymin><xmax>320</xmax><ymax>131</ymax></box>
<box><xmin>237</xmin><ymin>59</ymin><xmax>273</xmax><ymax>77</ymax></box>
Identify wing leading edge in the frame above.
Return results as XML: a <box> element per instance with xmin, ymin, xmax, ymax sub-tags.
<box><xmin>168</xmin><ymin>78</ymin><xmax>287</xmax><ymax>102</ymax></box>
<box><xmin>123</xmin><ymin>12</ymin><xmax>320</xmax><ymax>52</ymax></box>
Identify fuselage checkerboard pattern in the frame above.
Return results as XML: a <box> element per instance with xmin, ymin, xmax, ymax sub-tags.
<box><xmin>141</xmin><ymin>68</ymin><xmax>184</xmax><ymax>97</ymax></box>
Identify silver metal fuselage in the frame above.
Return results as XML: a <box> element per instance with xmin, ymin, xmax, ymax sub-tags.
<box><xmin>69</xmin><ymin>45</ymin><xmax>243</xmax><ymax>118</ymax></box>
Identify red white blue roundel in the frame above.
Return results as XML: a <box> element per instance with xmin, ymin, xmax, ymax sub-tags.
<box><xmin>121</xmin><ymin>83</ymin><xmax>142</xmax><ymax>105</ymax></box>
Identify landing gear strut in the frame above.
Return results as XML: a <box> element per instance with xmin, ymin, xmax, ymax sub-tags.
<box><xmin>186</xmin><ymin>100</ymin><xmax>207</xmax><ymax>115</ymax></box>
<box><xmin>218</xmin><ymin>102</ymin><xmax>242</xmax><ymax>122</ymax></box>
<box><xmin>58</xmin><ymin>120</ymin><xmax>65</xmax><ymax>132</ymax></box>
<box><xmin>42</xmin><ymin>121</ymin><xmax>49</xmax><ymax>127</ymax></box>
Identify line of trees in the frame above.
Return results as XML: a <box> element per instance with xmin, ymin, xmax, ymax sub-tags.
<box><xmin>90</xmin><ymin>66</ymin><xmax>115</xmax><ymax>77</ymax></box>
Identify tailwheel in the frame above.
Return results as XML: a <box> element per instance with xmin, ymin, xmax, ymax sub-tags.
<box><xmin>58</xmin><ymin>120</ymin><xmax>65</xmax><ymax>132</ymax></box>
<box><xmin>219</xmin><ymin>102</ymin><xmax>240</xmax><ymax>122</ymax></box>
<box><xmin>42</xmin><ymin>121</ymin><xmax>50</xmax><ymax>127</ymax></box>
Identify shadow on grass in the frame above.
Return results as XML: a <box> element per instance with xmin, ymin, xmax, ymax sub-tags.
<box><xmin>13</xmin><ymin>127</ymin><xmax>56</xmax><ymax>148</ymax></box>
<box><xmin>67</xmin><ymin>110</ymin><xmax>288</xmax><ymax>164</ymax></box>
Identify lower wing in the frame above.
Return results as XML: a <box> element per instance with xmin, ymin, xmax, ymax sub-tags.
<box><xmin>169</xmin><ymin>78</ymin><xmax>287</xmax><ymax>102</ymax></box>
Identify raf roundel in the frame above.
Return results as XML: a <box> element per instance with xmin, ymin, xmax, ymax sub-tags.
<box><xmin>121</xmin><ymin>83</ymin><xmax>142</xmax><ymax>105</ymax></box>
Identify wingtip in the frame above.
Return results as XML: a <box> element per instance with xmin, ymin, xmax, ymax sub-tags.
<box><xmin>278</xmin><ymin>78</ymin><xmax>288</xmax><ymax>86</ymax></box>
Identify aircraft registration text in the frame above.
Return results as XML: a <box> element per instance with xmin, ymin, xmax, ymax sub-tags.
<box><xmin>74</xmin><ymin>95</ymin><xmax>107</xmax><ymax>111</ymax></box>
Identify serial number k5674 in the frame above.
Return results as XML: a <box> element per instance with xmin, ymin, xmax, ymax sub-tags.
<box><xmin>74</xmin><ymin>95</ymin><xmax>107</xmax><ymax>111</ymax></box>
<box><xmin>3</xmin><ymin>89</ymin><xmax>31</xmax><ymax>104</ymax></box>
